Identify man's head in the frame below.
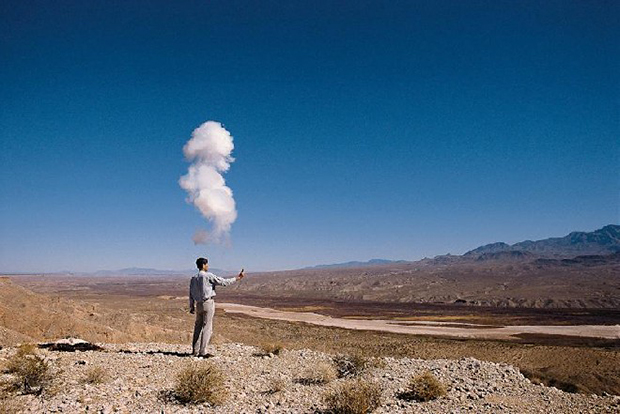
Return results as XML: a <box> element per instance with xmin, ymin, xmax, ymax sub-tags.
<box><xmin>196</xmin><ymin>257</ymin><xmax>209</xmax><ymax>271</ymax></box>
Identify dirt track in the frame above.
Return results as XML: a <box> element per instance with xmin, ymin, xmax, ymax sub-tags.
<box><xmin>219</xmin><ymin>302</ymin><xmax>620</xmax><ymax>341</ymax></box>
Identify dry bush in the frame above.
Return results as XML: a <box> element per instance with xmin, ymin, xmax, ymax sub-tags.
<box><xmin>324</xmin><ymin>379</ymin><xmax>381</xmax><ymax>414</ymax></box>
<box><xmin>0</xmin><ymin>378</ymin><xmax>15</xmax><ymax>402</ymax></box>
<box><xmin>399</xmin><ymin>371</ymin><xmax>447</xmax><ymax>402</ymax></box>
<box><xmin>333</xmin><ymin>353</ymin><xmax>370</xmax><ymax>378</ymax></box>
<box><xmin>5</xmin><ymin>344</ymin><xmax>52</xmax><ymax>395</ymax></box>
<box><xmin>369</xmin><ymin>357</ymin><xmax>387</xmax><ymax>370</ymax></box>
<box><xmin>82</xmin><ymin>366</ymin><xmax>107</xmax><ymax>384</ymax></box>
<box><xmin>5</xmin><ymin>344</ymin><xmax>37</xmax><ymax>373</ymax></box>
<box><xmin>257</xmin><ymin>342</ymin><xmax>284</xmax><ymax>356</ymax></box>
<box><xmin>265</xmin><ymin>376</ymin><xmax>288</xmax><ymax>394</ymax></box>
<box><xmin>0</xmin><ymin>397</ymin><xmax>25</xmax><ymax>414</ymax></box>
<box><xmin>297</xmin><ymin>361</ymin><xmax>338</xmax><ymax>385</ymax></box>
<box><xmin>174</xmin><ymin>362</ymin><xmax>228</xmax><ymax>405</ymax></box>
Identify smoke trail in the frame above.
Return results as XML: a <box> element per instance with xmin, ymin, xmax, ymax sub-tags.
<box><xmin>192</xmin><ymin>229</ymin><xmax>210</xmax><ymax>245</ymax></box>
<box><xmin>179</xmin><ymin>121</ymin><xmax>237</xmax><ymax>244</ymax></box>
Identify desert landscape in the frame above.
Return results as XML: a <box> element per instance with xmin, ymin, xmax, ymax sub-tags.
<box><xmin>3</xmin><ymin>2</ymin><xmax>618</xmax><ymax>412</ymax></box>
<box><xmin>1</xmin><ymin>226</ymin><xmax>619</xmax><ymax>412</ymax></box>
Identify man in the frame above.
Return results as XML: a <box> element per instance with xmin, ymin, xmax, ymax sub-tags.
<box><xmin>189</xmin><ymin>257</ymin><xmax>244</xmax><ymax>357</ymax></box>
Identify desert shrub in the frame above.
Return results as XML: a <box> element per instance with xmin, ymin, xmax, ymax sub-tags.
<box><xmin>0</xmin><ymin>378</ymin><xmax>14</xmax><ymax>400</ymax></box>
<box><xmin>265</xmin><ymin>376</ymin><xmax>288</xmax><ymax>394</ymax></box>
<box><xmin>5</xmin><ymin>344</ymin><xmax>52</xmax><ymax>395</ymax></box>
<box><xmin>297</xmin><ymin>361</ymin><xmax>338</xmax><ymax>385</ymax></box>
<box><xmin>0</xmin><ymin>397</ymin><xmax>24</xmax><ymax>414</ymax></box>
<box><xmin>82</xmin><ymin>366</ymin><xmax>107</xmax><ymax>384</ymax></box>
<box><xmin>333</xmin><ymin>353</ymin><xmax>370</xmax><ymax>378</ymax></box>
<box><xmin>5</xmin><ymin>344</ymin><xmax>38</xmax><ymax>373</ymax></box>
<box><xmin>369</xmin><ymin>357</ymin><xmax>387</xmax><ymax>370</ymax></box>
<box><xmin>324</xmin><ymin>379</ymin><xmax>381</xmax><ymax>414</ymax></box>
<box><xmin>257</xmin><ymin>342</ymin><xmax>284</xmax><ymax>356</ymax></box>
<box><xmin>174</xmin><ymin>362</ymin><xmax>228</xmax><ymax>405</ymax></box>
<box><xmin>399</xmin><ymin>371</ymin><xmax>447</xmax><ymax>402</ymax></box>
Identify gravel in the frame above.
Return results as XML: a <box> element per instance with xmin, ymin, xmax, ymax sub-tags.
<box><xmin>1</xmin><ymin>342</ymin><xmax>618</xmax><ymax>413</ymax></box>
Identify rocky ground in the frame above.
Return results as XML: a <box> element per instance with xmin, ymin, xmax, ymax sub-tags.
<box><xmin>1</xmin><ymin>342</ymin><xmax>618</xmax><ymax>413</ymax></box>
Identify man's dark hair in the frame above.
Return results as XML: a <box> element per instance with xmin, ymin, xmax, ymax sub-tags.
<box><xmin>196</xmin><ymin>257</ymin><xmax>209</xmax><ymax>270</ymax></box>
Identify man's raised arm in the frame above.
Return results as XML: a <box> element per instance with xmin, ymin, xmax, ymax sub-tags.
<box><xmin>207</xmin><ymin>269</ymin><xmax>244</xmax><ymax>286</ymax></box>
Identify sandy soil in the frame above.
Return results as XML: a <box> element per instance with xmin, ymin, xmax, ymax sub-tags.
<box><xmin>219</xmin><ymin>303</ymin><xmax>620</xmax><ymax>341</ymax></box>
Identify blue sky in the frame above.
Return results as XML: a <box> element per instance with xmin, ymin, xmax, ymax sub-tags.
<box><xmin>1</xmin><ymin>1</ymin><xmax>618</xmax><ymax>273</ymax></box>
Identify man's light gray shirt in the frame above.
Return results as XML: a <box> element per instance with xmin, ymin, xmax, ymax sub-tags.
<box><xmin>189</xmin><ymin>270</ymin><xmax>236</xmax><ymax>309</ymax></box>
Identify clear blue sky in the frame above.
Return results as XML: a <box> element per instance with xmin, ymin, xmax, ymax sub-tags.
<box><xmin>1</xmin><ymin>1</ymin><xmax>618</xmax><ymax>273</ymax></box>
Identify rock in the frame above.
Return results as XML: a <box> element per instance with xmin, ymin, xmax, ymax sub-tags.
<box><xmin>40</xmin><ymin>338</ymin><xmax>104</xmax><ymax>352</ymax></box>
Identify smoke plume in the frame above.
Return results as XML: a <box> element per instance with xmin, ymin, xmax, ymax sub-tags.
<box><xmin>179</xmin><ymin>121</ymin><xmax>237</xmax><ymax>245</ymax></box>
<box><xmin>191</xmin><ymin>229</ymin><xmax>210</xmax><ymax>245</ymax></box>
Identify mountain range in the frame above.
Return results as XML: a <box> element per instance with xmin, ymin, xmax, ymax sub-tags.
<box><xmin>33</xmin><ymin>224</ymin><xmax>619</xmax><ymax>275</ymax></box>
<box><xmin>464</xmin><ymin>224</ymin><xmax>619</xmax><ymax>259</ymax></box>
<box><xmin>304</xmin><ymin>224</ymin><xmax>619</xmax><ymax>269</ymax></box>
<box><xmin>222</xmin><ymin>224</ymin><xmax>620</xmax><ymax>309</ymax></box>
<box><xmin>304</xmin><ymin>258</ymin><xmax>409</xmax><ymax>269</ymax></box>
<box><xmin>89</xmin><ymin>267</ymin><xmax>234</xmax><ymax>276</ymax></box>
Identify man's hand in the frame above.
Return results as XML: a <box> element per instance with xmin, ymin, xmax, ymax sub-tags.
<box><xmin>236</xmin><ymin>268</ymin><xmax>245</xmax><ymax>281</ymax></box>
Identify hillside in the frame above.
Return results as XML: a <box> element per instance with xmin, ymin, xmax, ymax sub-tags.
<box><xmin>218</xmin><ymin>225</ymin><xmax>620</xmax><ymax>309</ymax></box>
<box><xmin>224</xmin><ymin>253</ymin><xmax>620</xmax><ymax>309</ymax></box>
<box><xmin>305</xmin><ymin>259</ymin><xmax>408</xmax><ymax>269</ymax></box>
<box><xmin>1</xmin><ymin>342</ymin><xmax>618</xmax><ymax>413</ymax></box>
<box><xmin>0</xmin><ymin>277</ymin><xmax>190</xmax><ymax>345</ymax></box>
<box><xmin>465</xmin><ymin>224</ymin><xmax>620</xmax><ymax>258</ymax></box>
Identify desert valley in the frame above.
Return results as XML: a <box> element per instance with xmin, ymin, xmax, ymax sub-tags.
<box><xmin>1</xmin><ymin>225</ymin><xmax>619</xmax><ymax>413</ymax></box>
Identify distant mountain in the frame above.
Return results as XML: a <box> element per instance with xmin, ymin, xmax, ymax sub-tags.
<box><xmin>92</xmin><ymin>268</ymin><xmax>180</xmax><ymax>276</ymax></box>
<box><xmin>304</xmin><ymin>225</ymin><xmax>620</xmax><ymax>270</ymax></box>
<box><xmin>465</xmin><ymin>225</ymin><xmax>620</xmax><ymax>259</ymax></box>
<box><xmin>304</xmin><ymin>259</ymin><xmax>408</xmax><ymax>270</ymax></box>
<box><xmin>91</xmin><ymin>267</ymin><xmax>234</xmax><ymax>276</ymax></box>
<box><xmin>466</xmin><ymin>242</ymin><xmax>511</xmax><ymax>255</ymax></box>
<box><xmin>475</xmin><ymin>250</ymin><xmax>536</xmax><ymax>262</ymax></box>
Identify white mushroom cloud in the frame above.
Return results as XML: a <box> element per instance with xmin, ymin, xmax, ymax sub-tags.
<box><xmin>179</xmin><ymin>121</ymin><xmax>237</xmax><ymax>245</ymax></box>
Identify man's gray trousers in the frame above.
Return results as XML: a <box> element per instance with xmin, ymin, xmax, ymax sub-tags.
<box><xmin>192</xmin><ymin>298</ymin><xmax>215</xmax><ymax>356</ymax></box>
